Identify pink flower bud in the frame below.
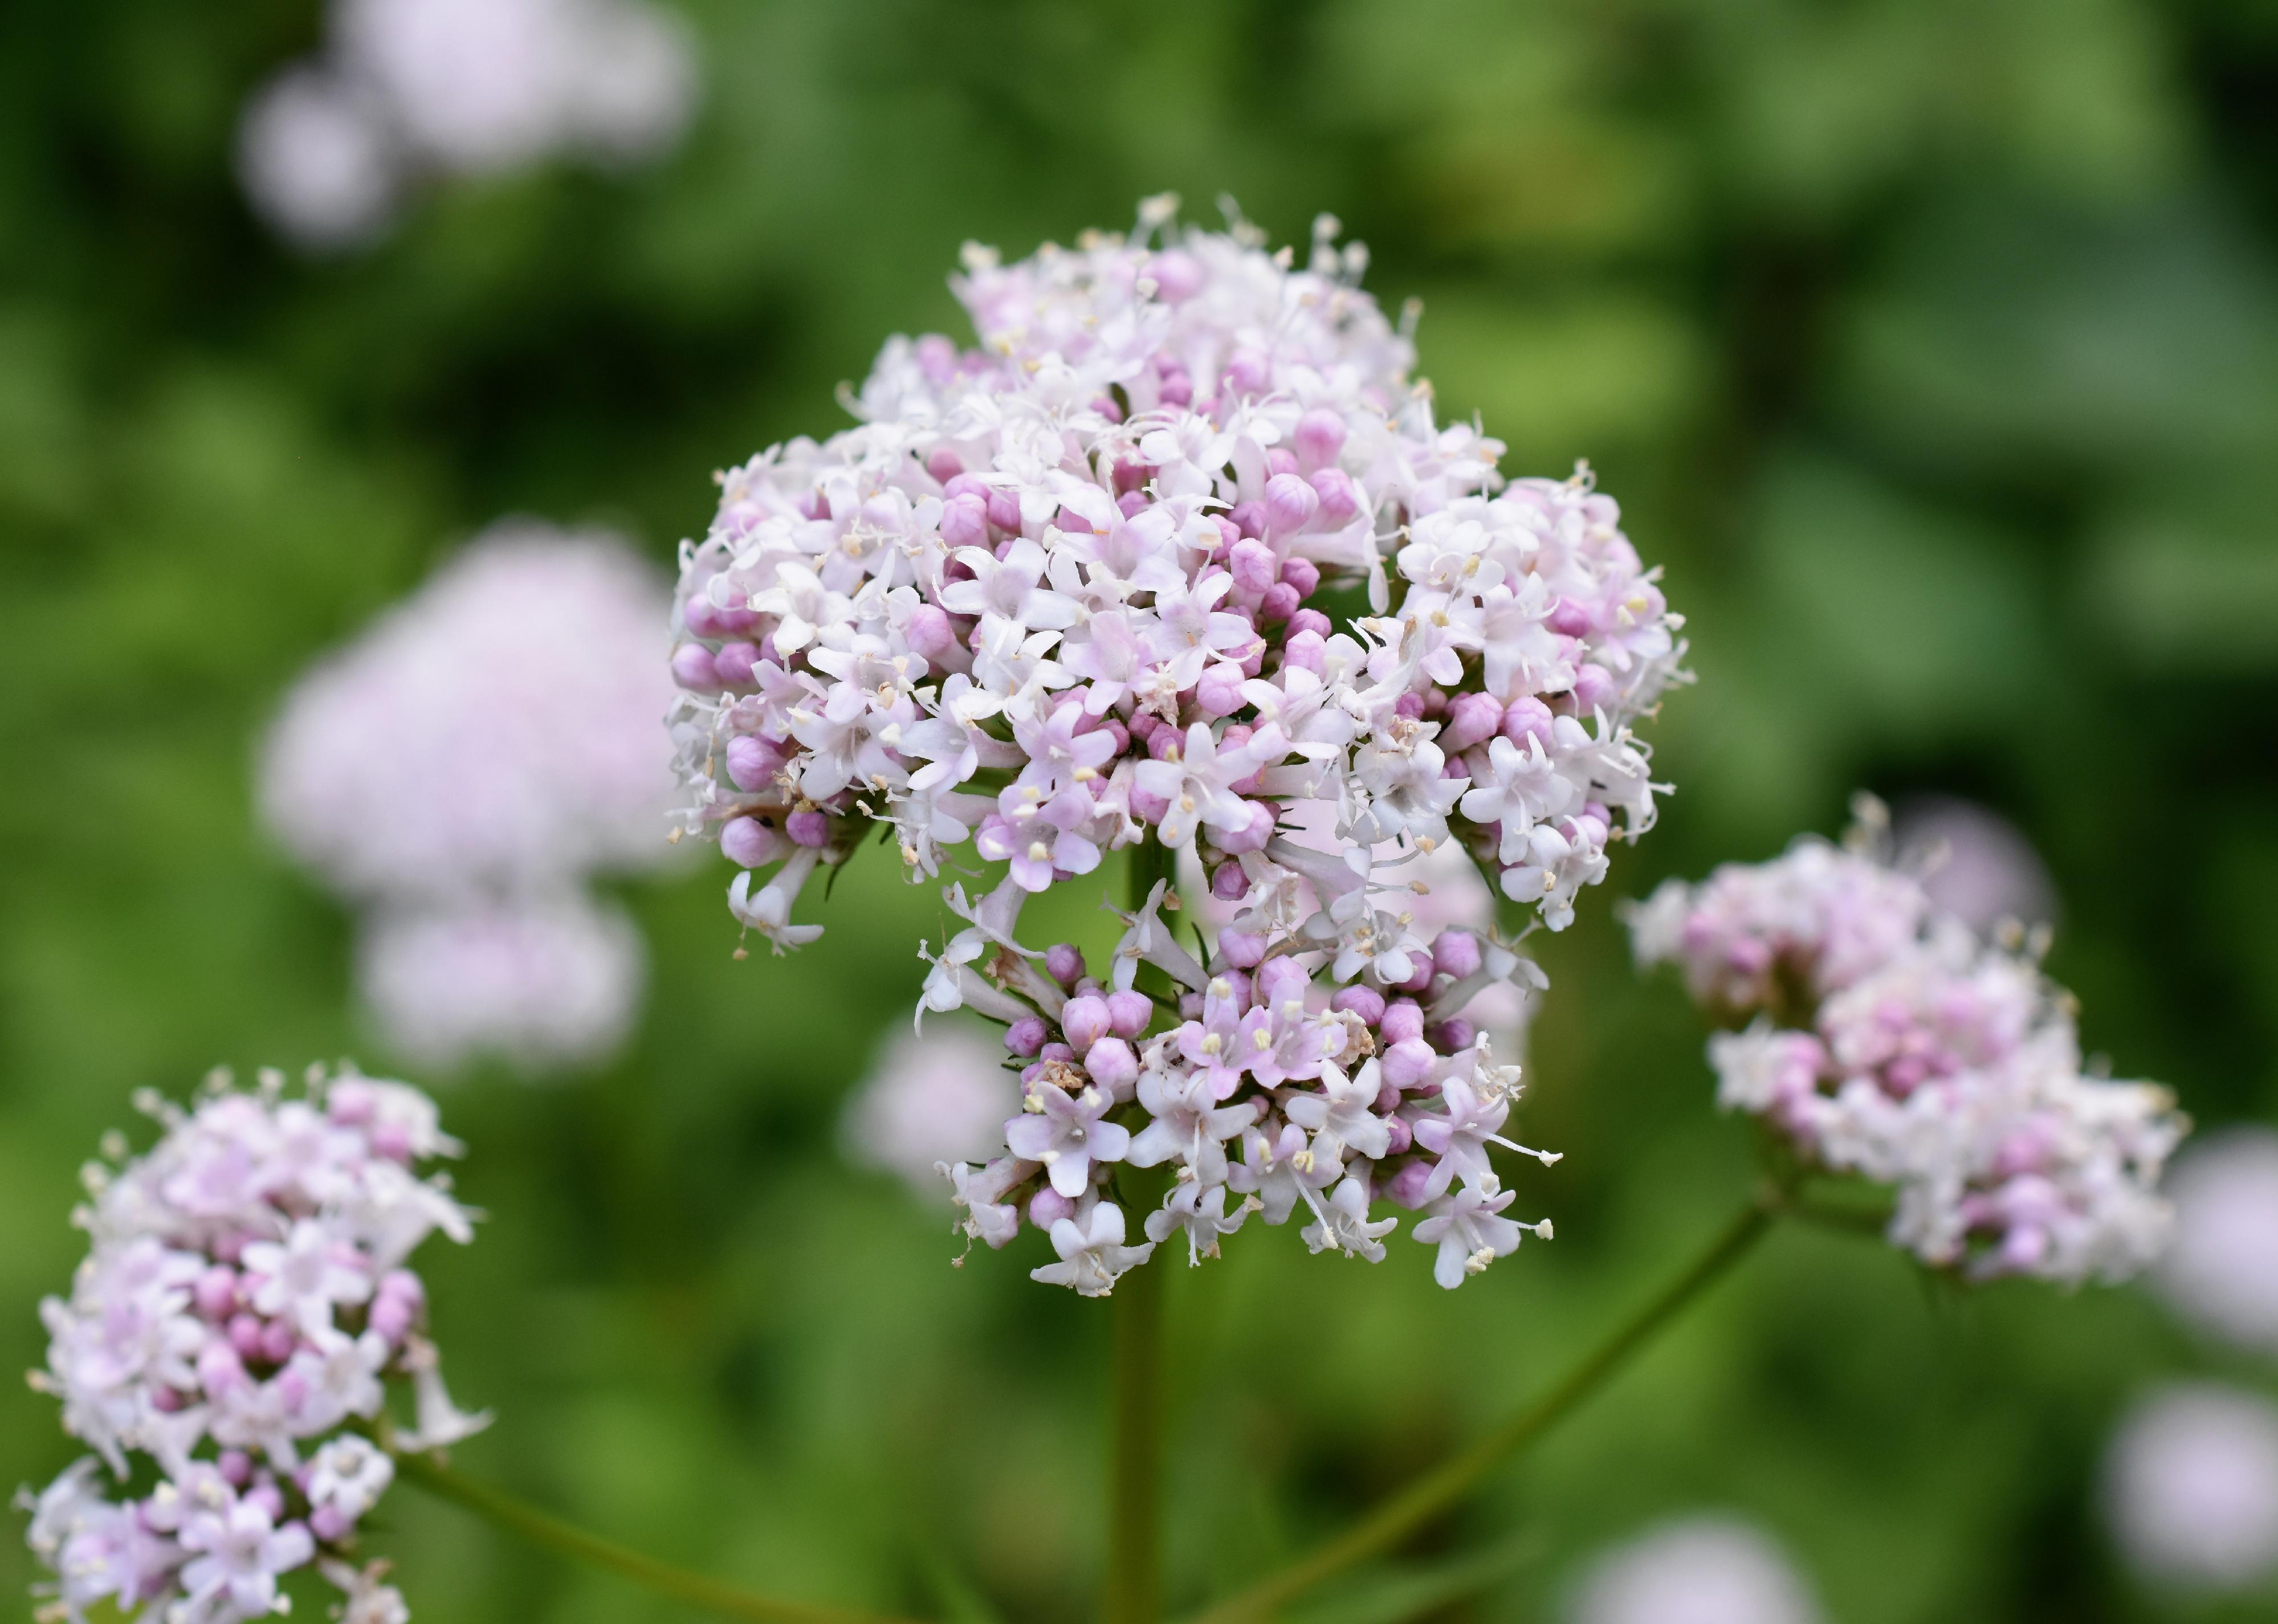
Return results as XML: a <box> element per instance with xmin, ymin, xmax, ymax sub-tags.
<box><xmin>194</xmin><ymin>1266</ymin><xmax>238</xmax><ymax>1320</ymax></box>
<box><xmin>1030</xmin><ymin>1186</ymin><xmax>1076</xmax><ymax>1228</ymax></box>
<box><xmin>1147</xmin><ymin>727</ymin><xmax>1182</xmax><ymax>762</ymax></box>
<box><xmin>1332</xmin><ymin>985</ymin><xmax>1387</xmax><ymax>1026</ymax></box>
<box><xmin>1190</xmin><ymin>664</ymin><xmax>1242</xmax><ymax>719</ymax></box>
<box><xmin>1259</xmin><ymin>583</ymin><xmax>1301</xmax><ymax>623</ymax></box>
<box><xmin>1293</xmin><ymin>409</ymin><xmax>1347</xmax><ymax>471</ymax></box>
<box><xmin>1158</xmin><ymin>369</ymin><xmax>1194</xmax><ymax>407</ymax></box>
<box><xmin>1383</xmin><ymin>1114</ymin><xmax>1414</xmax><ymax>1154</ymax></box>
<box><xmin>260</xmin><ymin>1319</ymin><xmax>297</xmax><ymax>1364</ymax></box>
<box><xmin>1394</xmin><ymin>692</ymin><xmax>1426</xmax><ymax>721</ymax></box>
<box><xmin>711</xmin><ymin>642</ymin><xmax>759</xmax><ymax>688</ymax></box>
<box><xmin>1398</xmin><ymin>953</ymin><xmax>1437</xmax><ymax>993</ymax></box>
<box><xmin>311</xmin><ymin>1505</ymin><xmax>353</xmax><ymax>1542</ymax></box>
<box><xmin>1230</xmin><ymin>539</ymin><xmax>1279</xmax><ymax>596</ymax></box>
<box><xmin>228</xmin><ymin>1313</ymin><xmax>264</xmax><ymax>1358</ymax></box>
<box><xmin>1106</xmin><ymin>989</ymin><xmax>1153</xmax><ymax>1038</ymax></box>
<box><xmin>1216</xmin><ymin>929</ymin><xmax>1266</xmax><ymax>969</ymax></box>
<box><xmin>1085</xmin><ymin>1037</ymin><xmax>1139</xmax><ymax>1095</ymax></box>
<box><xmin>985</xmin><ymin>488</ymin><xmax>1022</xmax><ymax>533</ymax></box>
<box><xmin>1381</xmin><ymin>999</ymin><xmax>1425</xmax><ymax>1045</ymax></box>
<box><xmin>1265</xmin><ymin>447</ymin><xmax>1298</xmax><ymax>478</ymax></box>
<box><xmin>1116</xmin><ymin>490</ymin><xmax>1149</xmax><ymax>517</ymax></box>
<box><xmin>1225</xmin><ymin>347</ymin><xmax>1271</xmax><ymax>396</ymax></box>
<box><xmin>1385</xmin><ymin>1158</ymin><xmax>1435</xmax><ymax>1209</ymax></box>
<box><xmin>1255</xmin><ymin>957</ymin><xmax>1308</xmax><ymax>1010</ymax></box>
<box><xmin>926</xmin><ymin>447</ymin><xmax>963</xmax><ymax>482</ymax></box>
<box><xmin>785</xmin><ymin>809</ymin><xmax>831</xmax><ymax>848</ymax></box>
<box><xmin>1211</xmin><ymin>862</ymin><xmax>1249</xmax><ymax>901</ymax></box>
<box><xmin>1571</xmin><ymin>663</ymin><xmax>1615</xmax><ymax>713</ymax></box>
<box><xmin>1283</xmin><ymin>629</ymin><xmax>1327</xmax><ymax>674</ymax></box>
<box><xmin>905</xmin><ymin>603</ymin><xmax>958</xmax><ymax>661</ymax></box>
<box><xmin>1309</xmin><ymin>467</ymin><xmax>1359</xmax><ymax>524</ymax></box>
<box><xmin>1428</xmin><ymin>1018</ymin><xmax>1476</xmax><ymax>1052</ymax></box>
<box><xmin>1264</xmin><ymin>472</ymin><xmax>1320</xmax><ymax>537</ymax></box>
<box><xmin>219</xmin><ymin>1451</ymin><xmax>252</xmax><ymax>1487</ymax></box>
<box><xmin>720</xmin><ymin>816</ymin><xmax>784</xmax><ymax>869</ymax></box>
<box><xmin>1279</xmin><ymin>557</ymin><xmax>1321</xmax><ymax>598</ymax></box>
<box><xmin>246</xmin><ymin>1484</ymin><xmax>286</xmax><ymax>1523</ymax></box>
<box><xmin>1501</xmin><ymin>696</ymin><xmax>1556</xmax><ymax>749</ymax></box>
<box><xmin>1146</xmin><ymin>250</ymin><xmax>1203</xmax><ymax>303</ymax></box>
<box><xmin>724</xmin><ymin>736</ymin><xmax>784</xmax><ymax>793</ymax></box>
<box><xmin>1383</xmin><ymin>1038</ymin><xmax>1438</xmax><ymax>1088</ymax></box>
<box><xmin>916</xmin><ymin>334</ymin><xmax>958</xmax><ymax>381</ymax></box>
<box><xmin>200</xmin><ymin>1339</ymin><xmax>248</xmax><ymax>1394</ymax></box>
<box><xmin>671</xmin><ymin>643</ymin><xmax>720</xmax><ymax>690</ymax></box>
<box><xmin>1432</xmin><ymin>929</ymin><xmax>1483</xmax><ymax>980</ymax></box>
<box><xmin>1045</xmin><ymin>943</ymin><xmax>1086</xmax><ymax>987</ymax></box>
<box><xmin>1548</xmin><ymin>596</ymin><xmax>1592</xmax><ymax>637</ymax></box>
<box><xmin>1222</xmin><ymin>500</ymin><xmax>1265</xmax><ymax>540</ymax></box>
<box><xmin>1061</xmin><ymin>994</ymin><xmax>1112</xmax><ymax>1052</ymax></box>
<box><xmin>1005</xmin><ymin>1017</ymin><xmax>1049</xmax><ymax>1058</ymax></box>
<box><xmin>1215</xmin><ymin>800</ymin><xmax>1275</xmax><ymax>855</ymax></box>
<box><xmin>1438</xmin><ymin>691</ymin><xmax>1503</xmax><ymax>753</ymax></box>
<box><xmin>1129</xmin><ymin>785</ymin><xmax>1171</xmax><ymax>824</ymax></box>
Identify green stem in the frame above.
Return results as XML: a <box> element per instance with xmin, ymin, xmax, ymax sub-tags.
<box><xmin>1105</xmin><ymin>835</ymin><xmax>1177</xmax><ymax>1624</ymax></box>
<box><xmin>1180</xmin><ymin>1191</ymin><xmax>1780</xmax><ymax>1624</ymax></box>
<box><xmin>390</xmin><ymin>1451</ymin><xmax>922</xmax><ymax>1624</ymax></box>
<box><xmin>1105</xmin><ymin>1247</ymin><xmax>1166</xmax><ymax>1624</ymax></box>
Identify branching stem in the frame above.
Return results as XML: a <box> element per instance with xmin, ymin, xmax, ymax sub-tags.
<box><xmin>1180</xmin><ymin>1190</ymin><xmax>1780</xmax><ymax>1624</ymax></box>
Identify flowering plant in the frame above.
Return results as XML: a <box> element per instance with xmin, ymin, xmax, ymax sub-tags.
<box><xmin>22</xmin><ymin>1066</ymin><xmax>482</xmax><ymax>1624</ymax></box>
<box><xmin>666</xmin><ymin>198</ymin><xmax>1682</xmax><ymax>1294</ymax></box>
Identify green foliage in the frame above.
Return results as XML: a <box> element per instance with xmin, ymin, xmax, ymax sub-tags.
<box><xmin>2</xmin><ymin>2</ymin><xmax>2275</xmax><ymax>1621</ymax></box>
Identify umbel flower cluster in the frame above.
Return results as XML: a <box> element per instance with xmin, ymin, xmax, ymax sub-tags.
<box><xmin>20</xmin><ymin>1066</ymin><xmax>485</xmax><ymax>1624</ymax></box>
<box><xmin>263</xmin><ymin>523</ymin><xmax>681</xmax><ymax>1074</ymax></box>
<box><xmin>1629</xmin><ymin>801</ymin><xmax>2183</xmax><ymax>1283</ymax></box>
<box><xmin>667</xmin><ymin>199</ymin><xmax>1686</xmax><ymax>1292</ymax></box>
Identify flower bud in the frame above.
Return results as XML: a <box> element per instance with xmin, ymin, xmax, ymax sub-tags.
<box><xmin>713</xmin><ymin>642</ymin><xmax>761</xmax><ymax>686</ymax></box>
<box><xmin>785</xmin><ymin>809</ymin><xmax>832</xmax><ymax>848</ymax></box>
<box><xmin>1225</xmin><ymin>347</ymin><xmax>1271</xmax><ymax>396</ymax></box>
<box><xmin>724</xmin><ymin>735</ymin><xmax>784</xmax><ymax>793</ymax></box>
<box><xmin>1264</xmin><ymin>472</ymin><xmax>1320</xmax><ymax>537</ymax></box>
<box><xmin>720</xmin><ymin>817</ymin><xmax>784</xmax><ymax>869</ymax></box>
<box><xmin>1216</xmin><ymin>929</ymin><xmax>1267</xmax><ymax>969</ymax></box>
<box><xmin>1229</xmin><ymin>539</ymin><xmax>1279</xmax><ymax>596</ymax></box>
<box><xmin>1195</xmin><ymin>663</ymin><xmax>1246</xmax><ymax>717</ymax></box>
<box><xmin>905</xmin><ymin>603</ymin><xmax>958</xmax><ymax>661</ymax></box>
<box><xmin>1331</xmin><ymin>985</ymin><xmax>1386</xmax><ymax>1026</ymax></box>
<box><xmin>926</xmin><ymin>447</ymin><xmax>964</xmax><ymax>482</ymax></box>
<box><xmin>1381</xmin><ymin>999</ymin><xmax>1425</xmax><ymax>1046</ymax></box>
<box><xmin>1061</xmin><ymin>993</ymin><xmax>1112</xmax><ymax>1052</ymax></box>
<box><xmin>1106</xmin><ymin>989</ymin><xmax>1153</xmax><ymax>1038</ymax></box>
<box><xmin>1259</xmin><ymin>583</ymin><xmax>1301</xmax><ymax>623</ymax></box>
<box><xmin>1293</xmin><ymin>408</ymin><xmax>1347</xmax><ymax>471</ymax></box>
<box><xmin>1045</xmin><ymin>943</ymin><xmax>1086</xmax><ymax>987</ymax></box>
<box><xmin>1005</xmin><ymin>1017</ymin><xmax>1049</xmax><ymax>1058</ymax></box>
<box><xmin>1030</xmin><ymin>1186</ymin><xmax>1076</xmax><ymax>1228</ymax></box>
<box><xmin>1084</xmin><ymin>1037</ymin><xmax>1139</xmax><ymax>1095</ymax></box>
<box><xmin>1214</xmin><ymin>799</ymin><xmax>1275</xmax><ymax>855</ymax></box>
<box><xmin>1279</xmin><ymin>557</ymin><xmax>1321</xmax><ymax>598</ymax></box>
<box><xmin>1571</xmin><ymin>662</ymin><xmax>1615</xmax><ymax>714</ymax></box>
<box><xmin>1432</xmin><ymin>929</ymin><xmax>1483</xmax><ymax>981</ymax></box>
<box><xmin>1548</xmin><ymin>595</ymin><xmax>1592</xmax><ymax>637</ymax></box>
<box><xmin>1501</xmin><ymin>696</ymin><xmax>1556</xmax><ymax>750</ymax></box>
<box><xmin>1427</xmin><ymin>1018</ymin><xmax>1476</xmax><ymax>1052</ymax></box>
<box><xmin>670</xmin><ymin>643</ymin><xmax>719</xmax><ymax>690</ymax></box>
<box><xmin>1255</xmin><ymin>957</ymin><xmax>1309</xmax><ymax>1010</ymax></box>
<box><xmin>1438</xmin><ymin>691</ymin><xmax>1503</xmax><ymax>753</ymax></box>
<box><xmin>1309</xmin><ymin>467</ymin><xmax>1359</xmax><ymax>524</ymax></box>
<box><xmin>1282</xmin><ymin>629</ymin><xmax>1327</xmax><ymax>674</ymax></box>
<box><xmin>1383</xmin><ymin>1038</ymin><xmax>1437</xmax><ymax>1089</ymax></box>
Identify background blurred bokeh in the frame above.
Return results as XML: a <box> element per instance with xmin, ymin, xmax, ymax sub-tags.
<box><xmin>6</xmin><ymin>1</ymin><xmax>2277</xmax><ymax>1619</ymax></box>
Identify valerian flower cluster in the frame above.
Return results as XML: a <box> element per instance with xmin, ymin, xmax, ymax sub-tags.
<box><xmin>1629</xmin><ymin>801</ymin><xmax>2183</xmax><ymax>1284</ymax></box>
<box><xmin>19</xmin><ymin>1066</ymin><xmax>484</xmax><ymax>1624</ymax></box>
<box><xmin>666</xmin><ymin>199</ymin><xmax>1686</xmax><ymax>1292</ymax></box>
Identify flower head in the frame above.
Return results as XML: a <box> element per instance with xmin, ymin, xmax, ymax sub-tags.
<box><xmin>20</xmin><ymin>1065</ymin><xmax>478</xmax><ymax>1622</ymax></box>
<box><xmin>1632</xmin><ymin>796</ymin><xmax>2185</xmax><ymax>1284</ymax></box>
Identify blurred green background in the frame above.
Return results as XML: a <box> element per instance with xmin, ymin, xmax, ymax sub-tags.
<box><xmin>5</xmin><ymin>1</ymin><xmax>2277</xmax><ymax>1619</ymax></box>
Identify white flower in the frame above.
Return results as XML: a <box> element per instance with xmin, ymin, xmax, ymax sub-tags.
<box><xmin>1028</xmin><ymin>1202</ymin><xmax>1156</xmax><ymax>1296</ymax></box>
<box><xmin>1567</xmin><ymin>1516</ymin><xmax>1823</xmax><ymax>1624</ymax></box>
<box><xmin>2105</xmin><ymin>1384</ymin><xmax>2278</xmax><ymax>1591</ymax></box>
<box><xmin>308</xmin><ymin>1436</ymin><xmax>398</xmax><ymax>1523</ymax></box>
<box><xmin>2155</xmin><ymin>1127</ymin><xmax>2278</xmax><ymax>1357</ymax></box>
<box><xmin>841</xmin><ymin>1022</ymin><xmax>1019</xmax><ymax>1195</ymax></box>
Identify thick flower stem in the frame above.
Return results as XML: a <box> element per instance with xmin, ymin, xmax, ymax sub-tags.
<box><xmin>391</xmin><ymin>1450</ymin><xmax>920</xmax><ymax>1624</ymax></box>
<box><xmin>1105</xmin><ymin>1248</ymin><xmax>1167</xmax><ymax>1624</ymax></box>
<box><xmin>1106</xmin><ymin>833</ymin><xmax>1177</xmax><ymax>1624</ymax></box>
<box><xmin>1180</xmin><ymin>1191</ymin><xmax>1780</xmax><ymax>1624</ymax></box>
